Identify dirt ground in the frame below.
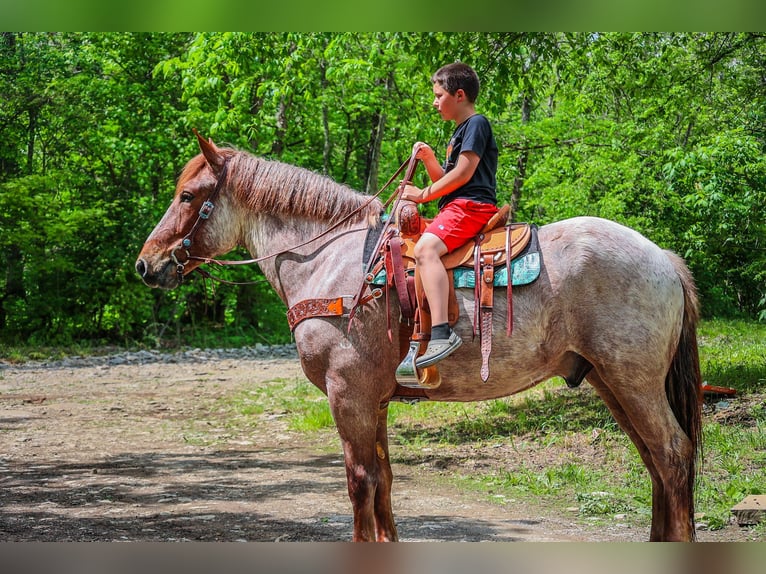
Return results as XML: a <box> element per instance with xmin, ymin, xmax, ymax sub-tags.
<box><xmin>0</xmin><ymin>354</ymin><xmax>756</xmax><ymax>542</ymax></box>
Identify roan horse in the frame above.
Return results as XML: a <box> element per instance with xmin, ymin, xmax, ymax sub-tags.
<box><xmin>136</xmin><ymin>133</ymin><xmax>702</xmax><ymax>542</ymax></box>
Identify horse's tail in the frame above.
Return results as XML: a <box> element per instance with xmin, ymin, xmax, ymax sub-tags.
<box><xmin>664</xmin><ymin>250</ymin><xmax>703</xmax><ymax>536</ymax></box>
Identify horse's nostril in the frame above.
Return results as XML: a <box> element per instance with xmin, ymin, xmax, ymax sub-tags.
<box><xmin>135</xmin><ymin>259</ymin><xmax>147</xmax><ymax>277</ymax></box>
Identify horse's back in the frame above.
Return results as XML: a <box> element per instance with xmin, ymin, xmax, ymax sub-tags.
<box><xmin>539</xmin><ymin>216</ymin><xmax>682</xmax><ymax>293</ymax></box>
<box><xmin>540</xmin><ymin>216</ymin><xmax>673</xmax><ymax>266</ymax></box>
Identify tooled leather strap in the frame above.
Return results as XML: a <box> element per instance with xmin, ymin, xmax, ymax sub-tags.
<box><xmin>287</xmin><ymin>298</ymin><xmax>345</xmax><ymax>330</ymax></box>
<box><xmin>286</xmin><ymin>289</ymin><xmax>381</xmax><ymax>331</ymax></box>
<box><xmin>472</xmin><ymin>237</ymin><xmax>482</xmax><ymax>338</ymax></box>
<box><xmin>480</xmin><ymin>253</ymin><xmax>495</xmax><ymax>382</ymax></box>
<box><xmin>387</xmin><ymin>237</ymin><xmax>415</xmax><ymax>320</ymax></box>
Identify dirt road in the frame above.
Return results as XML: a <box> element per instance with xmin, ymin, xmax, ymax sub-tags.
<box><xmin>0</xmin><ymin>352</ymin><xmax>750</xmax><ymax>542</ymax></box>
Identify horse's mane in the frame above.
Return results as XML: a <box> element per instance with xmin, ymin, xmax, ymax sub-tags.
<box><xmin>201</xmin><ymin>149</ymin><xmax>383</xmax><ymax>226</ymax></box>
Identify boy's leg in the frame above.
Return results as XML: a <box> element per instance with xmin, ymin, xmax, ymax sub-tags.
<box><xmin>413</xmin><ymin>233</ymin><xmax>449</xmax><ymax>325</ymax></box>
<box><xmin>413</xmin><ymin>232</ymin><xmax>462</xmax><ymax>367</ymax></box>
<box><xmin>413</xmin><ymin>200</ymin><xmax>498</xmax><ymax>367</ymax></box>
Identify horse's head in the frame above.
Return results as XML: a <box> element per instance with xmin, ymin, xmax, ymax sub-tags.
<box><xmin>135</xmin><ymin>131</ymin><xmax>239</xmax><ymax>289</ymax></box>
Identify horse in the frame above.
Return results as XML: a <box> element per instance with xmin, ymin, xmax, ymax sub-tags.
<box><xmin>135</xmin><ymin>132</ymin><xmax>702</xmax><ymax>542</ymax></box>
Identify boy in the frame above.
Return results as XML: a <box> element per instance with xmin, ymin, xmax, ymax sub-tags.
<box><xmin>402</xmin><ymin>62</ymin><xmax>499</xmax><ymax>368</ymax></box>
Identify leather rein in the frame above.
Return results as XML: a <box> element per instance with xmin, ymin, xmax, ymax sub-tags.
<box><xmin>170</xmin><ymin>154</ymin><xmax>418</xmax><ymax>286</ymax></box>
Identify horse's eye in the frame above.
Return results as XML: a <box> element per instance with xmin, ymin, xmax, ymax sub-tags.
<box><xmin>180</xmin><ymin>191</ymin><xmax>194</xmax><ymax>203</ymax></box>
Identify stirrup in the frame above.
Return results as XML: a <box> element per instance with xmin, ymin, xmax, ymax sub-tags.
<box><xmin>395</xmin><ymin>341</ymin><xmax>442</xmax><ymax>389</ymax></box>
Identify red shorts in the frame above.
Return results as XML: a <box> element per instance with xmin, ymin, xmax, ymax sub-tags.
<box><xmin>424</xmin><ymin>198</ymin><xmax>499</xmax><ymax>253</ymax></box>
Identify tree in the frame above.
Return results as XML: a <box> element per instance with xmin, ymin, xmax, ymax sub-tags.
<box><xmin>0</xmin><ymin>33</ymin><xmax>194</xmax><ymax>344</ymax></box>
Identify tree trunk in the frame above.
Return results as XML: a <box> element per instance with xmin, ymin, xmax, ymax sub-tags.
<box><xmin>270</xmin><ymin>95</ymin><xmax>287</xmax><ymax>157</ymax></box>
<box><xmin>26</xmin><ymin>106</ymin><xmax>37</xmax><ymax>174</ymax></box>
<box><xmin>365</xmin><ymin>110</ymin><xmax>386</xmax><ymax>195</ymax></box>
<box><xmin>511</xmin><ymin>94</ymin><xmax>531</xmax><ymax>221</ymax></box>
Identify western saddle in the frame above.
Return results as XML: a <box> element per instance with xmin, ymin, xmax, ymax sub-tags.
<box><xmin>374</xmin><ymin>200</ymin><xmax>532</xmax><ymax>388</ymax></box>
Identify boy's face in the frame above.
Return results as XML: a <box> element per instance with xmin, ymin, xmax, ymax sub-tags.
<box><xmin>432</xmin><ymin>82</ymin><xmax>464</xmax><ymax>122</ymax></box>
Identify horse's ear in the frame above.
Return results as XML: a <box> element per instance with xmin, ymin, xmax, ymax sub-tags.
<box><xmin>193</xmin><ymin>129</ymin><xmax>225</xmax><ymax>173</ymax></box>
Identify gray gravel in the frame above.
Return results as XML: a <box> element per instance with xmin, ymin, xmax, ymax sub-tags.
<box><xmin>0</xmin><ymin>344</ymin><xmax>299</xmax><ymax>371</ymax></box>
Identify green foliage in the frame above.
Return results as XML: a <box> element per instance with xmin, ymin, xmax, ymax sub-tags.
<box><xmin>513</xmin><ymin>33</ymin><xmax>766</xmax><ymax>319</ymax></box>
<box><xmin>2</xmin><ymin>33</ymin><xmax>766</xmax><ymax>348</ymax></box>
<box><xmin>663</xmin><ymin>135</ymin><xmax>766</xmax><ymax>316</ymax></box>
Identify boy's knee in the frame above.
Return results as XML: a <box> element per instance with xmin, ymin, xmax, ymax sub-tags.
<box><xmin>413</xmin><ymin>245</ymin><xmax>427</xmax><ymax>263</ymax></box>
<box><xmin>415</xmin><ymin>233</ymin><xmax>446</xmax><ymax>257</ymax></box>
<box><xmin>414</xmin><ymin>240</ymin><xmax>439</xmax><ymax>262</ymax></box>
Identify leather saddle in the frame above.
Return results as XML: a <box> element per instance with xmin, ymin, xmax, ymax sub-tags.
<box><xmin>381</xmin><ymin>201</ymin><xmax>531</xmax><ymax>387</ymax></box>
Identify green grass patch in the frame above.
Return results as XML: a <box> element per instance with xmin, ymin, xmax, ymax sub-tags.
<box><xmin>698</xmin><ymin>318</ymin><xmax>766</xmax><ymax>393</ymax></box>
<box><xmin>0</xmin><ymin>343</ymin><xmax>111</xmax><ymax>363</ymax></box>
<box><xmin>391</xmin><ymin>385</ymin><xmax>655</xmax><ymax>529</ymax></box>
<box><xmin>697</xmin><ymin>419</ymin><xmax>766</xmax><ymax>529</ymax></box>
<box><xmin>390</xmin><ymin>380</ymin><xmax>619</xmax><ymax>445</ymax></box>
<box><xmin>216</xmin><ymin>376</ymin><xmax>335</xmax><ymax>433</ymax></box>
<box><xmin>177</xmin><ymin>376</ymin><xmax>335</xmax><ymax>446</ymax></box>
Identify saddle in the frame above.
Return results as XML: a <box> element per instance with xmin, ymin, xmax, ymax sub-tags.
<box><xmin>379</xmin><ymin>201</ymin><xmax>531</xmax><ymax>387</ymax></box>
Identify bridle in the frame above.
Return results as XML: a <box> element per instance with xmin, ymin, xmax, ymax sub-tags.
<box><xmin>169</xmin><ymin>153</ymin><xmax>419</xmax><ymax>285</ymax></box>
<box><xmin>170</xmin><ymin>161</ymin><xmax>230</xmax><ymax>281</ymax></box>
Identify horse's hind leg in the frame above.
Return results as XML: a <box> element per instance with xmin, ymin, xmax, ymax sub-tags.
<box><xmin>627</xmin><ymin>392</ymin><xmax>695</xmax><ymax>541</ymax></box>
<box><xmin>587</xmin><ymin>372</ymin><xmax>667</xmax><ymax>541</ymax></box>
<box><xmin>590</xmin><ymin>370</ymin><xmax>695</xmax><ymax>541</ymax></box>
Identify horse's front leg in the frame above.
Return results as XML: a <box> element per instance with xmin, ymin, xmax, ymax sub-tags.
<box><xmin>373</xmin><ymin>403</ymin><xmax>397</xmax><ymax>541</ymax></box>
<box><xmin>329</xmin><ymin>389</ymin><xmax>396</xmax><ymax>541</ymax></box>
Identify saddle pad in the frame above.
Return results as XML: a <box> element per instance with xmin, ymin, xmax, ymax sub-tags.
<box><xmin>370</xmin><ymin>251</ymin><xmax>540</xmax><ymax>288</ymax></box>
<box><xmin>454</xmin><ymin>251</ymin><xmax>540</xmax><ymax>287</ymax></box>
<box><xmin>369</xmin><ymin>223</ymin><xmax>541</xmax><ymax>289</ymax></box>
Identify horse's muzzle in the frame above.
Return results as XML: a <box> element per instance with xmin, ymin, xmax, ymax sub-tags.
<box><xmin>135</xmin><ymin>257</ymin><xmax>179</xmax><ymax>289</ymax></box>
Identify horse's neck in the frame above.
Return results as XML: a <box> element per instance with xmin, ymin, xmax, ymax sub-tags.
<box><xmin>247</xmin><ymin>214</ymin><xmax>366</xmax><ymax>306</ymax></box>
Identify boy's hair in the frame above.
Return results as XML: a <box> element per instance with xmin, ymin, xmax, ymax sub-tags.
<box><xmin>431</xmin><ymin>62</ymin><xmax>480</xmax><ymax>103</ymax></box>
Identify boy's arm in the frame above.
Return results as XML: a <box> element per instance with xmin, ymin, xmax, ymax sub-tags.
<box><xmin>413</xmin><ymin>143</ymin><xmax>444</xmax><ymax>183</ymax></box>
<box><xmin>402</xmin><ymin>151</ymin><xmax>479</xmax><ymax>203</ymax></box>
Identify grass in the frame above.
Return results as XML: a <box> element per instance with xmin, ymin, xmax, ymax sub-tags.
<box><xmin>176</xmin><ymin>376</ymin><xmax>336</xmax><ymax>447</ymax></box>
<box><xmin>387</xmin><ymin>382</ymin><xmax>655</xmax><ymax>529</ymax></box>
<box><xmin>698</xmin><ymin>318</ymin><xmax>766</xmax><ymax>393</ymax></box>
<box><xmin>216</xmin><ymin>376</ymin><xmax>335</xmax><ymax>433</ymax></box>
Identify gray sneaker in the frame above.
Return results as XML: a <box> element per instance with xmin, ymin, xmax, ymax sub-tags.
<box><xmin>415</xmin><ymin>330</ymin><xmax>462</xmax><ymax>368</ymax></box>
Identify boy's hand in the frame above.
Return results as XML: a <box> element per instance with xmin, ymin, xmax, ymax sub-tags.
<box><xmin>412</xmin><ymin>142</ymin><xmax>435</xmax><ymax>161</ymax></box>
<box><xmin>401</xmin><ymin>183</ymin><xmax>426</xmax><ymax>202</ymax></box>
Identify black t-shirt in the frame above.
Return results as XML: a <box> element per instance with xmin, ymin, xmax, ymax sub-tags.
<box><xmin>438</xmin><ymin>114</ymin><xmax>498</xmax><ymax>210</ymax></box>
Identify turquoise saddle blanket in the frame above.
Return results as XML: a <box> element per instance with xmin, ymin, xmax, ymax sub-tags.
<box><xmin>369</xmin><ymin>250</ymin><xmax>541</xmax><ymax>288</ymax></box>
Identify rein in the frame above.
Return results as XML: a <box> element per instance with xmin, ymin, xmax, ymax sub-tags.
<box><xmin>174</xmin><ymin>154</ymin><xmax>417</xmax><ymax>285</ymax></box>
<box><xmin>348</xmin><ymin>152</ymin><xmax>421</xmax><ymax>327</ymax></box>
